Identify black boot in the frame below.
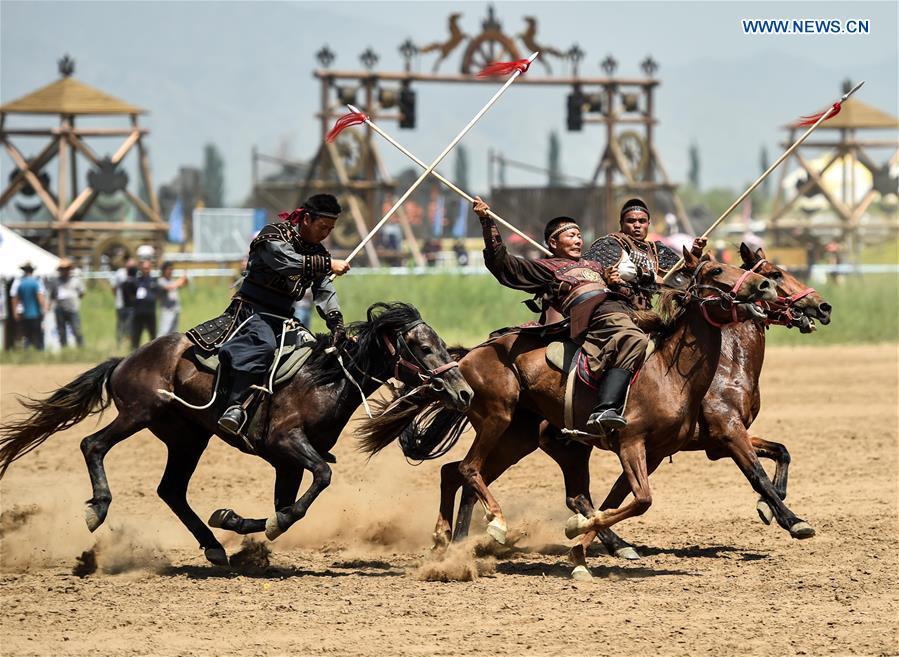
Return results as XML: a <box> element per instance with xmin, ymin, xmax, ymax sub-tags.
<box><xmin>217</xmin><ymin>371</ymin><xmax>262</xmax><ymax>436</ymax></box>
<box><xmin>585</xmin><ymin>368</ymin><xmax>634</xmax><ymax>435</ymax></box>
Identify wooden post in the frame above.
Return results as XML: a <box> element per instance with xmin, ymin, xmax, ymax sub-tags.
<box><xmin>133</xmin><ymin>115</ymin><xmax>160</xmax><ymax>218</ymax></box>
<box><xmin>57</xmin><ymin>115</ymin><xmax>70</xmax><ymax>256</ymax></box>
<box><xmin>604</xmin><ymin>82</ymin><xmax>616</xmax><ymax>235</ymax></box>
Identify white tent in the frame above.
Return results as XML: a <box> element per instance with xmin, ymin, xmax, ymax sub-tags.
<box><xmin>0</xmin><ymin>224</ymin><xmax>60</xmax><ymax>278</ymax></box>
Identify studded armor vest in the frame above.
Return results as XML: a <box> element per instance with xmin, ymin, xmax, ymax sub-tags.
<box><xmin>238</xmin><ymin>222</ymin><xmax>331</xmax><ymax>312</ymax></box>
<box><xmin>535</xmin><ymin>258</ymin><xmax>609</xmax><ymax>313</ymax></box>
<box><xmin>583</xmin><ymin>232</ymin><xmax>679</xmax><ymax>310</ymax></box>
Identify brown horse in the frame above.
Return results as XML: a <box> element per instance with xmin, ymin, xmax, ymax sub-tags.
<box><xmin>0</xmin><ymin>302</ymin><xmax>472</xmax><ymax>566</ymax></box>
<box><xmin>359</xmin><ymin>250</ymin><xmax>775</xmax><ymax>576</ymax></box>
<box><xmin>449</xmin><ymin>244</ymin><xmax>832</xmax><ymax>567</ymax></box>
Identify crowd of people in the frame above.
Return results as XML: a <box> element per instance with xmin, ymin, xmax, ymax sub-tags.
<box><xmin>0</xmin><ymin>253</ymin><xmax>187</xmax><ymax>352</ymax></box>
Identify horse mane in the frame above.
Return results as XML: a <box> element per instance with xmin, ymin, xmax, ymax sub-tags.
<box><xmin>654</xmin><ymin>288</ymin><xmax>688</xmax><ymax>327</ymax></box>
<box><xmin>304</xmin><ymin>302</ymin><xmax>423</xmax><ymax>387</ymax></box>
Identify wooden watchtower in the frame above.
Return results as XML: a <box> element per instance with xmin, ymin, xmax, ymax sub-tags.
<box><xmin>769</xmin><ymin>80</ymin><xmax>899</xmax><ymax>247</ymax></box>
<box><xmin>0</xmin><ymin>56</ymin><xmax>165</xmax><ymax>261</ymax></box>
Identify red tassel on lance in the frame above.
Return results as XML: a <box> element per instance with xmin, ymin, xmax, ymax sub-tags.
<box><xmin>796</xmin><ymin>102</ymin><xmax>841</xmax><ymax>127</ymax></box>
<box><xmin>326</xmin><ymin>111</ymin><xmax>368</xmax><ymax>143</ymax></box>
<box><xmin>476</xmin><ymin>58</ymin><xmax>531</xmax><ymax>79</ymax></box>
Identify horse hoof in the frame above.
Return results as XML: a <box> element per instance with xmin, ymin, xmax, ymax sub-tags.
<box><xmin>208</xmin><ymin>508</ymin><xmax>235</xmax><ymax>529</ymax></box>
<box><xmin>571</xmin><ymin>565</ymin><xmax>593</xmax><ymax>582</ymax></box>
<box><xmin>756</xmin><ymin>500</ymin><xmax>774</xmax><ymax>525</ymax></box>
<box><xmin>84</xmin><ymin>505</ymin><xmax>103</xmax><ymax>533</ymax></box>
<box><xmin>564</xmin><ymin>513</ymin><xmax>590</xmax><ymax>540</ymax></box>
<box><xmin>265</xmin><ymin>515</ymin><xmax>285</xmax><ymax>541</ymax></box>
<box><xmin>789</xmin><ymin>521</ymin><xmax>815</xmax><ymax>539</ymax></box>
<box><xmin>485</xmin><ymin>518</ymin><xmax>507</xmax><ymax>545</ymax></box>
<box><xmin>614</xmin><ymin>546</ymin><xmax>641</xmax><ymax>561</ymax></box>
<box><xmin>204</xmin><ymin>547</ymin><xmax>229</xmax><ymax>566</ymax></box>
<box><xmin>431</xmin><ymin>531</ymin><xmax>450</xmax><ymax>550</ymax></box>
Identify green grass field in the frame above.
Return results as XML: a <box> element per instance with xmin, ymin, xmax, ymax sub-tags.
<box><xmin>1</xmin><ymin>272</ymin><xmax>895</xmax><ymax>364</ymax></box>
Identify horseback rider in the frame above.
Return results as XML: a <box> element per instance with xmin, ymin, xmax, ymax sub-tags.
<box><xmin>473</xmin><ymin>196</ymin><xmax>646</xmax><ymax>436</ymax></box>
<box><xmin>216</xmin><ymin>194</ymin><xmax>351</xmax><ymax>436</ymax></box>
<box><xmin>581</xmin><ymin>198</ymin><xmax>706</xmax><ymax>431</ymax></box>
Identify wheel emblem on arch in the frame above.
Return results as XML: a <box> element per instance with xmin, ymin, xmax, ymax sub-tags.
<box><xmin>460</xmin><ymin>8</ymin><xmax>521</xmax><ymax>74</ymax></box>
<box><xmin>616</xmin><ymin>131</ymin><xmax>649</xmax><ymax>181</ymax></box>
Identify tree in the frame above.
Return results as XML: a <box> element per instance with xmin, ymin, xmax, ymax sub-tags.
<box><xmin>202</xmin><ymin>143</ymin><xmax>225</xmax><ymax>207</ymax></box>
<box><xmin>547</xmin><ymin>131</ymin><xmax>562</xmax><ymax>186</ymax></box>
<box><xmin>454</xmin><ymin>145</ymin><xmax>469</xmax><ymax>191</ymax></box>
<box><xmin>759</xmin><ymin>145</ymin><xmax>770</xmax><ymax>198</ymax></box>
<box><xmin>688</xmin><ymin>141</ymin><xmax>700</xmax><ymax>190</ymax></box>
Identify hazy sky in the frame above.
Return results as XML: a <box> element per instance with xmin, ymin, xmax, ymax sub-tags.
<box><xmin>2</xmin><ymin>0</ymin><xmax>896</xmax><ymax>206</ymax></box>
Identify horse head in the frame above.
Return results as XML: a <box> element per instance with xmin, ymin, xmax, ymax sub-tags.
<box><xmin>680</xmin><ymin>247</ymin><xmax>776</xmax><ymax>327</ymax></box>
<box><xmin>361</xmin><ymin>303</ymin><xmax>473</xmax><ymax>412</ymax></box>
<box><xmin>739</xmin><ymin>243</ymin><xmax>832</xmax><ymax>332</ymax></box>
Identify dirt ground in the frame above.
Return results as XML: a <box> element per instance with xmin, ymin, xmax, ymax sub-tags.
<box><xmin>1</xmin><ymin>345</ymin><xmax>897</xmax><ymax>657</ymax></box>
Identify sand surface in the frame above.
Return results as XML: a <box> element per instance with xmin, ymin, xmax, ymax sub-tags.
<box><xmin>1</xmin><ymin>345</ymin><xmax>897</xmax><ymax>656</ymax></box>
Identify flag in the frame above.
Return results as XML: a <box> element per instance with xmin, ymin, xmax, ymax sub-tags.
<box><xmin>451</xmin><ymin>198</ymin><xmax>467</xmax><ymax>238</ymax></box>
<box><xmin>430</xmin><ymin>193</ymin><xmax>445</xmax><ymax>237</ymax></box>
<box><xmin>168</xmin><ymin>199</ymin><xmax>185</xmax><ymax>244</ymax></box>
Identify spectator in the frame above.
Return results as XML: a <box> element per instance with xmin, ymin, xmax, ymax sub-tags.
<box><xmin>130</xmin><ymin>260</ymin><xmax>159</xmax><ymax>348</ymax></box>
<box><xmin>157</xmin><ymin>261</ymin><xmax>188</xmax><ymax>336</ymax></box>
<box><xmin>48</xmin><ymin>258</ymin><xmax>85</xmax><ymax>347</ymax></box>
<box><xmin>10</xmin><ymin>262</ymin><xmax>47</xmax><ymax>350</ymax></box>
<box><xmin>452</xmin><ymin>240</ymin><xmax>470</xmax><ymax>266</ymax></box>
<box><xmin>113</xmin><ymin>257</ymin><xmax>138</xmax><ymax>347</ymax></box>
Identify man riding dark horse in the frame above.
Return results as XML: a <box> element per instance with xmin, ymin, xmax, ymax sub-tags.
<box><xmin>213</xmin><ymin>194</ymin><xmax>351</xmax><ymax>435</ymax></box>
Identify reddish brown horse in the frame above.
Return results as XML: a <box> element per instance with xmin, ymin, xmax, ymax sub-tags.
<box><xmin>359</xmin><ymin>249</ymin><xmax>775</xmax><ymax>576</ymax></box>
<box><xmin>450</xmin><ymin>244</ymin><xmax>832</xmax><ymax>567</ymax></box>
<box><xmin>0</xmin><ymin>303</ymin><xmax>472</xmax><ymax>566</ymax></box>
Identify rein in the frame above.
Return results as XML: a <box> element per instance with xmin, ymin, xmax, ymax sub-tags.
<box><xmin>335</xmin><ymin>318</ymin><xmax>460</xmax><ymax>418</ymax></box>
<box><xmin>743</xmin><ymin>259</ymin><xmax>817</xmax><ymax>328</ymax></box>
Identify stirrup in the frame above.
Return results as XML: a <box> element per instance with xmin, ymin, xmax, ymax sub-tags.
<box><xmin>586</xmin><ymin>409</ymin><xmax>627</xmax><ymax>434</ymax></box>
<box><xmin>217</xmin><ymin>406</ymin><xmax>247</xmax><ymax>436</ymax></box>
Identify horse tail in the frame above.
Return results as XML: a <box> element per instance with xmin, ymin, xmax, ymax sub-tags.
<box><xmin>0</xmin><ymin>357</ymin><xmax>122</xmax><ymax>478</ymax></box>
<box><xmin>357</xmin><ymin>397</ymin><xmax>469</xmax><ymax>462</ymax></box>
<box><xmin>399</xmin><ymin>404</ymin><xmax>469</xmax><ymax>462</ymax></box>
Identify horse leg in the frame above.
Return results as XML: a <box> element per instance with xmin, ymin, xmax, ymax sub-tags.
<box><xmin>751</xmin><ymin>436</ymin><xmax>791</xmax><ymax>501</ymax></box>
<box><xmin>458</xmin><ymin>409</ymin><xmax>523</xmax><ymax>545</ymax></box>
<box><xmin>718</xmin><ymin>428</ymin><xmax>813</xmax><ymax>538</ymax></box>
<box><xmin>567</xmin><ymin>470</ymin><xmax>643</xmax><ymax>565</ymax></box>
<box><xmin>452</xmin><ymin>484</ymin><xmax>477</xmax><ymax>542</ymax></box>
<box><xmin>155</xmin><ymin>435</ymin><xmax>229</xmax><ymax>565</ymax></box>
<box><xmin>80</xmin><ymin>414</ymin><xmax>145</xmax><ymax>532</ymax></box>
<box><xmin>452</xmin><ymin>414</ymin><xmax>541</xmax><ymax>544</ymax></box>
<box><xmin>433</xmin><ymin>461</ymin><xmax>465</xmax><ymax>547</ymax></box>
<box><xmin>209</xmin><ymin>468</ymin><xmax>302</xmax><ymax>536</ymax></box>
<box><xmin>264</xmin><ymin>430</ymin><xmax>330</xmax><ymax>541</ymax></box>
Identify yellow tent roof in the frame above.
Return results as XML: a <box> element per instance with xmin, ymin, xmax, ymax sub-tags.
<box><xmin>0</xmin><ymin>77</ymin><xmax>144</xmax><ymax>115</ymax></box>
<box><xmin>786</xmin><ymin>98</ymin><xmax>898</xmax><ymax>130</ymax></box>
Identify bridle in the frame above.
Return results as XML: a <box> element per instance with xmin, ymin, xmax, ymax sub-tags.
<box><xmin>380</xmin><ymin>319</ymin><xmax>460</xmax><ymax>392</ymax></box>
<box><xmin>682</xmin><ymin>259</ymin><xmax>753</xmax><ymax>328</ymax></box>
<box><xmin>333</xmin><ymin>318</ymin><xmax>460</xmax><ymax>418</ymax></box>
<box><xmin>744</xmin><ymin>259</ymin><xmax>817</xmax><ymax>328</ymax></box>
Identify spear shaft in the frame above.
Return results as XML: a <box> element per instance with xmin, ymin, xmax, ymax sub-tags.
<box><xmin>336</xmin><ymin>52</ymin><xmax>540</xmax><ymax>275</ymax></box>
<box><xmin>662</xmin><ymin>80</ymin><xmax>865</xmax><ymax>282</ymax></box>
<box><xmin>347</xmin><ymin>103</ymin><xmax>552</xmax><ymax>256</ymax></box>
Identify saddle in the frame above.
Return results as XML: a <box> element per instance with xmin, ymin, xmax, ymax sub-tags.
<box><xmin>190</xmin><ymin>324</ymin><xmax>317</xmax><ymax>389</ymax></box>
<box><xmin>185</xmin><ymin>316</ymin><xmax>318</xmax><ymax>451</ymax></box>
<box><xmin>491</xmin><ymin>318</ymin><xmax>657</xmax><ymax>447</ymax></box>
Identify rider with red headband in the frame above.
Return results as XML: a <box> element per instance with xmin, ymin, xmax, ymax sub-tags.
<box><xmin>214</xmin><ymin>194</ymin><xmax>350</xmax><ymax>436</ymax></box>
